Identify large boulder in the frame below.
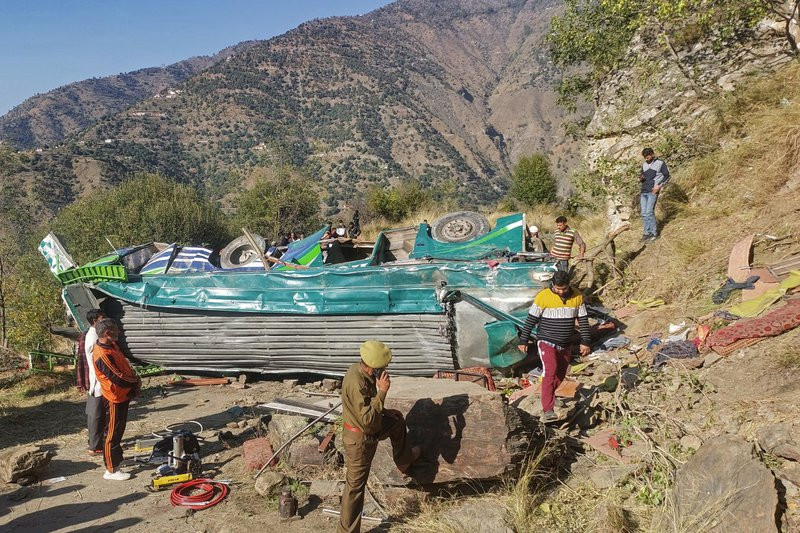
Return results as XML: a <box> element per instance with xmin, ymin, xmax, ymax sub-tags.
<box><xmin>0</xmin><ymin>446</ymin><xmax>53</xmax><ymax>483</ymax></box>
<box><xmin>666</xmin><ymin>435</ymin><xmax>778</xmax><ymax>532</ymax></box>
<box><xmin>371</xmin><ymin>377</ymin><xmax>530</xmax><ymax>485</ymax></box>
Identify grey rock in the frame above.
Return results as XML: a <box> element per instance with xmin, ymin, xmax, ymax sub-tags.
<box><xmin>284</xmin><ymin>379</ymin><xmax>299</xmax><ymax>388</ymax></box>
<box><xmin>286</xmin><ymin>436</ymin><xmax>326</xmax><ymax>467</ymax></box>
<box><xmin>309</xmin><ymin>480</ymin><xmax>342</xmax><ymax>499</ymax></box>
<box><xmin>238</xmin><ymin>373</ymin><xmax>247</xmax><ymax>384</ymax></box>
<box><xmin>680</xmin><ymin>435</ymin><xmax>703</xmax><ymax>451</ymax></box>
<box><xmin>321</xmin><ymin>378</ymin><xmax>341</xmax><ymax>391</ymax></box>
<box><xmin>237</xmin><ymin>420</ymin><xmax>248</xmax><ymax>428</ymax></box>
<box><xmin>437</xmin><ymin>498</ymin><xmax>514</xmax><ymax>533</ymax></box>
<box><xmin>704</xmin><ymin>352</ymin><xmax>723</xmax><ymax>368</ymax></box>
<box><xmin>254</xmin><ymin>471</ymin><xmax>287</xmax><ymax>498</ymax></box>
<box><xmin>0</xmin><ymin>446</ymin><xmax>54</xmax><ymax>483</ymax></box>
<box><xmin>589</xmin><ymin>464</ymin><xmax>636</xmax><ymax>490</ymax></box>
<box><xmin>268</xmin><ymin>414</ymin><xmax>310</xmax><ymax>451</ymax></box>
<box><xmin>666</xmin><ymin>435</ymin><xmax>778</xmax><ymax>532</ymax></box>
<box><xmin>758</xmin><ymin>424</ymin><xmax>800</xmax><ymax>462</ymax></box>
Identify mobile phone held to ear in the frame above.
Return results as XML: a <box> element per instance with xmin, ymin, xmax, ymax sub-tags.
<box><xmin>374</xmin><ymin>368</ymin><xmax>385</xmax><ymax>380</ymax></box>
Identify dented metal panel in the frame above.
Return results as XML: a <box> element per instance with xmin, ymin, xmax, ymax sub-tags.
<box><xmin>113</xmin><ymin>303</ymin><xmax>455</xmax><ymax>376</ymax></box>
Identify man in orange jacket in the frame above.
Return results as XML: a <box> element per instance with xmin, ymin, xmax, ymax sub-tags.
<box><xmin>92</xmin><ymin>318</ymin><xmax>140</xmax><ymax>480</ymax></box>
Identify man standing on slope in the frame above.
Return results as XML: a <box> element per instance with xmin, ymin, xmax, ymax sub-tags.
<box><xmin>550</xmin><ymin>216</ymin><xmax>585</xmax><ymax>273</ymax></box>
<box><xmin>83</xmin><ymin>309</ymin><xmax>106</xmax><ymax>455</ymax></box>
<box><xmin>639</xmin><ymin>147</ymin><xmax>670</xmax><ymax>241</ymax></box>
<box><xmin>338</xmin><ymin>340</ymin><xmax>421</xmax><ymax>533</ymax></box>
<box><xmin>93</xmin><ymin>318</ymin><xmax>140</xmax><ymax>481</ymax></box>
<box><xmin>517</xmin><ymin>271</ymin><xmax>591</xmax><ymax>422</ymax></box>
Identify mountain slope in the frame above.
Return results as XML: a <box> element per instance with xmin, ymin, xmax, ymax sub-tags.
<box><xmin>0</xmin><ymin>41</ymin><xmax>257</xmax><ymax>149</ymax></box>
<box><xmin>0</xmin><ymin>0</ymin><xmax>576</xmax><ymax>224</ymax></box>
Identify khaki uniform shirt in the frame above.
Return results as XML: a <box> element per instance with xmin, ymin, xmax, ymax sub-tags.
<box><xmin>341</xmin><ymin>362</ymin><xmax>387</xmax><ymax>435</ymax></box>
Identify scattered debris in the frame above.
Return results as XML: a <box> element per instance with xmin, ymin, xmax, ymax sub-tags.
<box><xmin>708</xmin><ymin>299</ymin><xmax>800</xmax><ymax>354</ymax></box>
<box><xmin>321</xmin><ymin>508</ymin><xmax>383</xmax><ymax>524</ymax></box>
<box><xmin>243</xmin><ymin>437</ymin><xmax>277</xmax><ymax>471</ymax></box>
<box><xmin>254</xmin><ymin>471</ymin><xmax>287</xmax><ymax>497</ymax></box>
<box><xmin>727</xmin><ymin>234</ymin><xmax>755</xmax><ymax>283</ymax></box>
<box><xmin>168</xmin><ymin>377</ymin><xmax>230</xmax><ymax>387</ymax></box>
<box><xmin>259</xmin><ymin>398</ymin><xmax>340</xmax><ymax>422</ymax></box>
<box><xmin>321</xmin><ymin>378</ymin><xmax>340</xmax><ymax>391</ymax></box>
<box><xmin>433</xmin><ymin>367</ymin><xmax>496</xmax><ymax>391</ymax></box>
<box><xmin>582</xmin><ymin>429</ymin><xmax>643</xmax><ymax>464</ymax></box>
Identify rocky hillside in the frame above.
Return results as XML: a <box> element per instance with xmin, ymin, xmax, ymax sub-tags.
<box><xmin>0</xmin><ymin>42</ymin><xmax>257</xmax><ymax>149</ymax></box>
<box><xmin>0</xmin><ymin>0</ymin><xmax>577</xmax><ymax>228</ymax></box>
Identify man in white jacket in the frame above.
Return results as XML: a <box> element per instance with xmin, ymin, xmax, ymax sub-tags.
<box><xmin>84</xmin><ymin>309</ymin><xmax>106</xmax><ymax>454</ymax></box>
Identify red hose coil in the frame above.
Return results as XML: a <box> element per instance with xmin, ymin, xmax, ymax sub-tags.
<box><xmin>170</xmin><ymin>479</ymin><xmax>229</xmax><ymax>510</ymax></box>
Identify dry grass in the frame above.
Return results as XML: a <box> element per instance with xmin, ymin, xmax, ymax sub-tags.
<box><xmin>609</xmin><ymin>61</ymin><xmax>800</xmax><ymax>311</ymax></box>
<box><xmin>398</xmin><ymin>440</ymin><xmax>564</xmax><ymax>533</ymax></box>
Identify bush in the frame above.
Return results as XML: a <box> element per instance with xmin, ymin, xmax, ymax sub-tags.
<box><xmin>510</xmin><ymin>154</ymin><xmax>557</xmax><ymax>206</ymax></box>
<box><xmin>231</xmin><ymin>166</ymin><xmax>321</xmax><ymax>240</ymax></box>
<box><xmin>366</xmin><ymin>182</ymin><xmax>429</xmax><ymax>222</ymax></box>
<box><xmin>49</xmin><ymin>173</ymin><xmax>232</xmax><ymax>263</ymax></box>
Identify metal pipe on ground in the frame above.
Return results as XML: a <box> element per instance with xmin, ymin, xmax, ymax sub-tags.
<box><xmin>254</xmin><ymin>401</ymin><xmax>342</xmax><ymax>480</ymax></box>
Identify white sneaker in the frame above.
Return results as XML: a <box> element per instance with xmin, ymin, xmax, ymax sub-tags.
<box><xmin>103</xmin><ymin>470</ymin><xmax>131</xmax><ymax>481</ymax></box>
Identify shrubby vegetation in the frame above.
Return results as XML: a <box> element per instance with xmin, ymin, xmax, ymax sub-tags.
<box><xmin>50</xmin><ymin>174</ymin><xmax>232</xmax><ymax>263</ymax></box>
<box><xmin>366</xmin><ymin>182</ymin><xmax>430</xmax><ymax>222</ymax></box>
<box><xmin>510</xmin><ymin>154</ymin><xmax>557</xmax><ymax>207</ymax></box>
<box><xmin>231</xmin><ymin>167</ymin><xmax>321</xmax><ymax>238</ymax></box>
<box><xmin>548</xmin><ymin>0</ymin><xmax>771</xmax><ymax>110</ymax></box>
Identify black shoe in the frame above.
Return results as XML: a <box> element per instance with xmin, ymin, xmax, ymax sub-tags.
<box><xmin>640</xmin><ymin>234</ymin><xmax>651</xmax><ymax>242</ymax></box>
<box><xmin>648</xmin><ymin>235</ymin><xmax>657</xmax><ymax>242</ymax></box>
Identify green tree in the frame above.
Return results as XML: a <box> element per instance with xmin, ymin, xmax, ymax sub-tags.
<box><xmin>510</xmin><ymin>154</ymin><xmax>557</xmax><ymax>206</ymax></box>
<box><xmin>548</xmin><ymin>0</ymin><xmax>770</xmax><ymax>110</ymax></box>
<box><xmin>49</xmin><ymin>173</ymin><xmax>232</xmax><ymax>263</ymax></box>
<box><xmin>232</xmin><ymin>166</ymin><xmax>321</xmax><ymax>239</ymax></box>
<box><xmin>366</xmin><ymin>182</ymin><xmax>429</xmax><ymax>222</ymax></box>
<box><xmin>3</xmin><ymin>249</ymin><xmax>63</xmax><ymax>352</ymax></box>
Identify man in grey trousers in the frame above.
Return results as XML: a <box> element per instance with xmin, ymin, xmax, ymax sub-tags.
<box><xmin>84</xmin><ymin>309</ymin><xmax>106</xmax><ymax>454</ymax></box>
<box><xmin>639</xmin><ymin>147</ymin><xmax>670</xmax><ymax>241</ymax></box>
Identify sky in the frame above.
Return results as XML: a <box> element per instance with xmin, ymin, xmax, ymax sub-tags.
<box><xmin>0</xmin><ymin>0</ymin><xmax>393</xmax><ymax>115</ymax></box>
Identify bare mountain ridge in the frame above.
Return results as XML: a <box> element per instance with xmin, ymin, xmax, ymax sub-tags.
<box><xmin>0</xmin><ymin>0</ymin><xmax>575</xmax><ymax>222</ymax></box>
<box><xmin>0</xmin><ymin>41</ymin><xmax>258</xmax><ymax>149</ymax></box>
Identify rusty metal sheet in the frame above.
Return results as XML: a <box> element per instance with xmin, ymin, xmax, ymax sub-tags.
<box><xmin>727</xmin><ymin>234</ymin><xmax>754</xmax><ymax>283</ymax></box>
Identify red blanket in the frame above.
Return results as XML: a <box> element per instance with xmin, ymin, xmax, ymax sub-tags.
<box><xmin>706</xmin><ymin>301</ymin><xmax>800</xmax><ymax>348</ymax></box>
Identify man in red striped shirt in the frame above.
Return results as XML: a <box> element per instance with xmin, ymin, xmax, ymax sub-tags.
<box><xmin>550</xmin><ymin>216</ymin><xmax>585</xmax><ymax>273</ymax></box>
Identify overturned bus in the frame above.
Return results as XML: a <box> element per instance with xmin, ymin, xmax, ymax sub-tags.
<box><xmin>40</xmin><ymin>212</ymin><xmax>555</xmax><ymax>377</ymax></box>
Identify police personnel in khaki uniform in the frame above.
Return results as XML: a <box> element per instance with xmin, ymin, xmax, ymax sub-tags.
<box><xmin>337</xmin><ymin>340</ymin><xmax>421</xmax><ymax>533</ymax></box>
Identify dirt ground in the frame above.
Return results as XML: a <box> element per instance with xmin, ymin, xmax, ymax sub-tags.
<box><xmin>0</xmin><ymin>374</ymin><xmax>381</xmax><ymax>533</ymax></box>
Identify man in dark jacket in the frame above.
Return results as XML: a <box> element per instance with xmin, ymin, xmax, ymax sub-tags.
<box><xmin>639</xmin><ymin>147</ymin><xmax>670</xmax><ymax>241</ymax></box>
